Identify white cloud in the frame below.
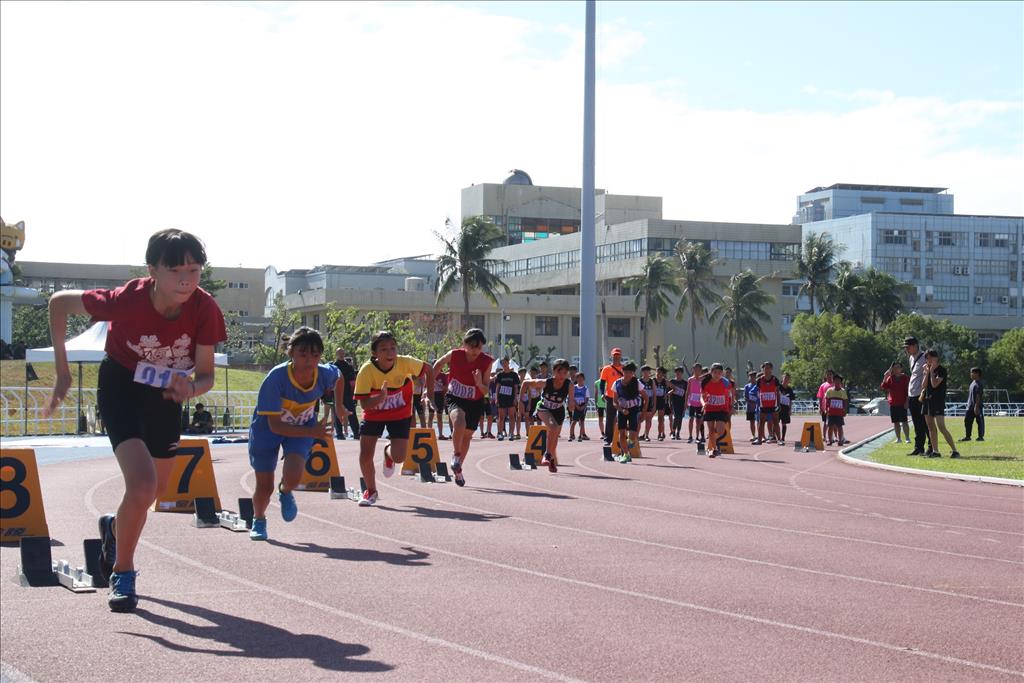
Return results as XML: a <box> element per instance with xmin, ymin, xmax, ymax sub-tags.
<box><xmin>1</xmin><ymin>1</ymin><xmax>1020</xmax><ymax>272</ymax></box>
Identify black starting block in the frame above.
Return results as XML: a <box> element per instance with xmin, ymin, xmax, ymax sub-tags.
<box><xmin>330</xmin><ymin>476</ymin><xmax>359</xmax><ymax>500</ymax></box>
<box><xmin>193</xmin><ymin>497</ymin><xmax>220</xmax><ymax>528</ymax></box>
<box><xmin>417</xmin><ymin>461</ymin><xmax>435</xmax><ymax>483</ymax></box>
<box><xmin>83</xmin><ymin>538</ymin><xmax>106</xmax><ymax>587</ymax></box>
<box><xmin>434</xmin><ymin>462</ymin><xmax>451</xmax><ymax>482</ymax></box>
<box><xmin>697</xmin><ymin>441</ymin><xmax>706</xmax><ymax>455</ymax></box>
<box><xmin>18</xmin><ymin>536</ymin><xmax>97</xmax><ymax>592</ymax></box>
<box><xmin>603</xmin><ymin>446</ymin><xmax>614</xmax><ymax>462</ymax></box>
<box><xmin>509</xmin><ymin>453</ymin><xmax>522</xmax><ymax>470</ymax></box>
<box><xmin>523</xmin><ymin>453</ymin><xmax>537</xmax><ymax>470</ymax></box>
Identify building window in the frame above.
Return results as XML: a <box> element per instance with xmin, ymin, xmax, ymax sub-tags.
<box><xmin>464</xmin><ymin>314</ymin><xmax>485</xmax><ymax>331</ymax></box>
<box><xmin>781</xmin><ymin>314</ymin><xmax>795</xmax><ymax>332</ymax></box>
<box><xmin>571</xmin><ymin>317</ymin><xmax>580</xmax><ymax>337</ymax></box>
<box><xmin>535</xmin><ymin>316</ymin><xmax>559</xmax><ymax>336</ymax></box>
<box><xmin>977</xmin><ymin>332</ymin><xmax>999</xmax><ymax>349</ymax></box>
<box><xmin>781</xmin><ymin>283</ymin><xmax>801</xmax><ymax>297</ymax></box>
<box><xmin>312</xmin><ymin>314</ymin><xmax>320</xmax><ymax>330</ymax></box>
<box><xmin>770</xmin><ymin>243</ymin><xmax>800</xmax><ymax>260</ymax></box>
<box><xmin>607</xmin><ymin>318</ymin><xmax>630</xmax><ymax>338</ymax></box>
<box><xmin>938</xmin><ymin>232</ymin><xmax>955</xmax><ymax>247</ymax></box>
<box><xmin>881</xmin><ymin>229</ymin><xmax>907</xmax><ymax>245</ymax></box>
<box><xmin>860</xmin><ymin>196</ymin><xmax>886</xmax><ymax>205</ymax></box>
<box><xmin>994</xmin><ymin>233</ymin><xmax>1011</xmax><ymax>248</ymax></box>
<box><xmin>978</xmin><ymin>233</ymin><xmax>993</xmax><ymax>248</ymax></box>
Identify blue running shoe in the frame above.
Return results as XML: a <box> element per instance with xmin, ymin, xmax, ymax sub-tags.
<box><xmin>97</xmin><ymin>514</ymin><xmax>116</xmax><ymax>584</ymax></box>
<box><xmin>108</xmin><ymin>570</ymin><xmax>138</xmax><ymax>613</ymax></box>
<box><xmin>279</xmin><ymin>488</ymin><xmax>298</xmax><ymax>522</ymax></box>
<box><xmin>249</xmin><ymin>518</ymin><xmax>268</xmax><ymax>541</ymax></box>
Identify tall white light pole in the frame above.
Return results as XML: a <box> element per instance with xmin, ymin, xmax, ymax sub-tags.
<box><xmin>579</xmin><ymin>0</ymin><xmax>597</xmax><ymax>386</ymax></box>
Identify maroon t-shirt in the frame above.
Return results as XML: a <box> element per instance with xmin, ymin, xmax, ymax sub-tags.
<box><xmin>82</xmin><ymin>278</ymin><xmax>227</xmax><ymax>372</ymax></box>
<box><xmin>881</xmin><ymin>373</ymin><xmax>910</xmax><ymax>407</ymax></box>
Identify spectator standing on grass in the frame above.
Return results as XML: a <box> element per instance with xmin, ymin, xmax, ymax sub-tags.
<box><xmin>881</xmin><ymin>361</ymin><xmax>911</xmax><ymax>444</ymax></box>
<box><xmin>905</xmin><ymin>336</ymin><xmax>932</xmax><ymax>456</ymax></box>
<box><xmin>922</xmin><ymin>349</ymin><xmax>960</xmax><ymax>459</ymax></box>
<box><xmin>961</xmin><ymin>367</ymin><xmax>985</xmax><ymax>442</ymax></box>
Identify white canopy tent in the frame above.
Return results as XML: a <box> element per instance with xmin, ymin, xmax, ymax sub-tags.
<box><xmin>27</xmin><ymin>322</ymin><xmax>228</xmax><ymax>433</ymax></box>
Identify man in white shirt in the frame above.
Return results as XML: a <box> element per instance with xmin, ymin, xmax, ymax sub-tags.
<box><xmin>904</xmin><ymin>336</ymin><xmax>932</xmax><ymax>456</ymax></box>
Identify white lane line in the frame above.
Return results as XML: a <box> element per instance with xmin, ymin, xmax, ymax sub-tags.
<box><xmin>562</xmin><ymin>456</ymin><xmax>1022</xmax><ymax>564</ymax></box>
<box><xmin>0</xmin><ymin>660</ymin><xmax>39</xmax><ymax>683</ymax></box>
<box><xmin>233</xmin><ymin>473</ymin><xmax>1024</xmax><ymax>679</ymax></box>
<box><xmin>83</xmin><ymin>474</ymin><xmax>586</xmax><ymax>683</ymax></box>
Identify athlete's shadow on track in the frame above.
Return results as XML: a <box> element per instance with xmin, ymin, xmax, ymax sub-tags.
<box><xmin>645</xmin><ymin>464</ymin><xmax>699</xmax><ymax>470</ymax></box>
<box><xmin>125</xmin><ymin>597</ymin><xmax>392</xmax><ymax>673</ymax></box>
<box><xmin>735</xmin><ymin>458</ymin><xmax>788</xmax><ymax>464</ymax></box>
<box><xmin>267</xmin><ymin>540</ymin><xmax>431</xmax><ymax>566</ymax></box>
<box><xmin>470</xmin><ymin>487</ymin><xmax>575</xmax><ymax>500</ymax></box>
<box><xmin>377</xmin><ymin>505</ymin><xmax>508</xmax><ymax>522</ymax></box>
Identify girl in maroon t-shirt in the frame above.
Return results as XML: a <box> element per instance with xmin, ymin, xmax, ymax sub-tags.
<box><xmin>432</xmin><ymin>328</ymin><xmax>492</xmax><ymax>487</ymax></box>
<box><xmin>44</xmin><ymin>229</ymin><xmax>226</xmax><ymax>613</ymax></box>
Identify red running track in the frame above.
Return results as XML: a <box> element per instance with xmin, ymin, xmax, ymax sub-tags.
<box><xmin>1</xmin><ymin>416</ymin><xmax>1022</xmax><ymax>682</ymax></box>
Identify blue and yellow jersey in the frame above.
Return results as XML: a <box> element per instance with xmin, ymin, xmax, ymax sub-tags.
<box><xmin>353</xmin><ymin>355</ymin><xmax>426</xmax><ymax>422</ymax></box>
<box><xmin>249</xmin><ymin>361</ymin><xmax>340</xmax><ymax>438</ymax></box>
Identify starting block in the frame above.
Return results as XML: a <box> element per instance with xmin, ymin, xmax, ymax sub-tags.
<box><xmin>794</xmin><ymin>441</ymin><xmax>816</xmax><ymax>453</ymax></box>
<box><xmin>717</xmin><ymin>422</ymin><xmax>735</xmax><ymax>454</ymax></box>
<box><xmin>216</xmin><ymin>498</ymin><xmax>256</xmax><ymax>531</ymax></box>
<box><xmin>417</xmin><ymin>461</ymin><xmax>435</xmax><ymax>483</ymax></box>
<box><xmin>697</xmin><ymin>441</ymin><xmax>706</xmax><ymax>455</ymax></box>
<box><xmin>603</xmin><ymin>445</ymin><xmax>615</xmax><ymax>462</ymax></box>
<box><xmin>193</xmin><ymin>497</ymin><xmax>220</xmax><ymax>528</ymax></box>
<box><xmin>609</xmin><ymin>426</ymin><xmax>642</xmax><ymax>458</ymax></box>
<box><xmin>17</xmin><ymin>536</ymin><xmax>97</xmax><ymax>592</ymax></box>
<box><xmin>434</xmin><ymin>462</ymin><xmax>451</xmax><ymax>482</ymax></box>
<box><xmin>523</xmin><ymin>453</ymin><xmax>537</xmax><ymax>470</ymax></box>
<box><xmin>800</xmin><ymin>422</ymin><xmax>825</xmax><ymax>451</ymax></box>
<box><xmin>509</xmin><ymin>453</ymin><xmax>523</xmax><ymax>470</ymax></box>
<box><xmin>330</xmin><ymin>476</ymin><xmax>359</xmax><ymax>500</ymax></box>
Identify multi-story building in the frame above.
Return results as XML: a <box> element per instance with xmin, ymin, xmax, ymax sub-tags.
<box><xmin>795</xmin><ymin>185</ymin><xmax>1024</xmax><ymax>347</ymax></box>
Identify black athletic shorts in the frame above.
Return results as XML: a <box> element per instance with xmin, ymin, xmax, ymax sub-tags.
<box><xmin>617</xmin><ymin>408</ymin><xmax>640</xmax><ymax>432</ymax></box>
<box><xmin>760</xmin><ymin>407</ymin><xmax>776</xmax><ymax>416</ymax></box>
<box><xmin>497</xmin><ymin>394</ymin><xmax>516</xmax><ymax>409</ymax></box>
<box><xmin>538</xmin><ymin>406</ymin><xmax>566</xmax><ymax>426</ymax></box>
<box><xmin>890</xmin><ymin>406</ymin><xmax>908</xmax><ymax>423</ymax></box>
<box><xmin>360</xmin><ymin>417</ymin><xmax>412</xmax><ymax>440</ymax></box>
<box><xmin>827</xmin><ymin>415</ymin><xmax>845</xmax><ymax>427</ymax></box>
<box><xmin>97</xmin><ymin>356</ymin><xmax>182</xmax><ymax>459</ymax></box>
<box><xmin>703</xmin><ymin>410</ymin><xmax>729</xmax><ymax>424</ymax></box>
<box><xmin>779</xmin><ymin>407</ymin><xmax>792</xmax><ymax>424</ymax></box>
<box><xmin>655</xmin><ymin>397</ymin><xmax>667</xmax><ymax>412</ymax></box>
<box><xmin>447</xmin><ymin>395</ymin><xmax>486</xmax><ymax>431</ymax></box>
<box><xmin>688</xmin><ymin>406</ymin><xmax>703</xmax><ymax>418</ymax></box>
<box><xmin>597</xmin><ymin>405</ymin><xmax>605</xmax><ymax>419</ymax></box>
<box><xmin>570</xmin><ymin>408</ymin><xmax>587</xmax><ymax>423</ymax></box>
<box><xmin>412</xmin><ymin>395</ymin><xmax>423</xmax><ymax>414</ymax></box>
<box><xmin>433</xmin><ymin>392</ymin><xmax>445</xmax><ymax>413</ymax></box>
<box><xmin>745</xmin><ymin>410</ymin><xmax>757</xmax><ymax>422</ymax></box>
<box><xmin>923</xmin><ymin>402</ymin><xmax>946</xmax><ymax>417</ymax></box>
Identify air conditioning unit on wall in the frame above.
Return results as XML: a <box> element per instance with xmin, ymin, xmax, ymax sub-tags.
<box><xmin>975</xmin><ymin>296</ymin><xmax>984</xmax><ymax>304</ymax></box>
<box><xmin>1000</xmin><ymin>296</ymin><xmax>1010</xmax><ymax>304</ymax></box>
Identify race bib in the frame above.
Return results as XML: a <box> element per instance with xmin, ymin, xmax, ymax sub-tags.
<box><xmin>448</xmin><ymin>379</ymin><xmax>476</xmax><ymax>399</ymax></box>
<box><xmin>541</xmin><ymin>397</ymin><xmax>564</xmax><ymax>410</ymax></box>
<box><xmin>706</xmin><ymin>394</ymin><xmax>727</xmax><ymax>407</ymax></box>
<box><xmin>759</xmin><ymin>391</ymin><xmax>777</xmax><ymax>403</ymax></box>
<box><xmin>829</xmin><ymin>398</ymin><xmax>844</xmax><ymax>410</ymax></box>
<box><xmin>780</xmin><ymin>394</ymin><xmax>791</xmax><ymax>406</ymax></box>
<box><xmin>656</xmin><ymin>386</ymin><xmax>666</xmax><ymax>397</ymax></box>
<box><xmin>498</xmin><ymin>385</ymin><xmax>514</xmax><ymax>395</ymax></box>
<box><xmin>133</xmin><ymin>361</ymin><xmax>192</xmax><ymax>389</ymax></box>
<box><xmin>689</xmin><ymin>392</ymin><xmax>702</xmax><ymax>405</ymax></box>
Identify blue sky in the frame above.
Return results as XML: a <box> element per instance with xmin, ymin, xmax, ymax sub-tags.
<box><xmin>1</xmin><ymin>1</ymin><xmax>1021</xmax><ymax>268</ymax></box>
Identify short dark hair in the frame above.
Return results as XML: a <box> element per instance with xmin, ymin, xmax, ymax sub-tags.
<box><xmin>640</xmin><ymin>365</ymin><xmax>652</xmax><ymax>372</ymax></box>
<box><xmin>569</xmin><ymin>365</ymin><xmax>578</xmax><ymax>371</ymax></box>
<box><xmin>832</xmin><ymin>373</ymin><xmax>845</xmax><ymax>382</ymax></box>
<box><xmin>971</xmin><ymin>367</ymin><xmax>982</xmax><ymax>375</ymax></box>
<box><xmin>925</xmin><ymin>349</ymin><xmax>940</xmax><ymax>359</ymax></box>
<box><xmin>656</xmin><ymin>366</ymin><xmax>667</xmax><ymax>374</ymax></box>
<box><xmin>576</xmin><ymin>372</ymin><xmax>586</xmax><ymax>380</ymax></box>
<box><xmin>145</xmin><ymin>229</ymin><xmax>207</xmax><ymax>268</ymax></box>
<box><xmin>540</xmin><ymin>360</ymin><xmax>549</xmax><ymax>367</ymax></box>
<box><xmin>287</xmin><ymin>326</ymin><xmax>324</xmax><ymax>354</ymax></box>
<box><xmin>195</xmin><ymin>403</ymin><xmax>205</xmax><ymax>410</ymax></box>
<box><xmin>371</xmin><ymin>330</ymin><xmax>397</xmax><ymax>353</ymax></box>
<box><xmin>674</xmin><ymin>366</ymin><xmax>685</xmax><ymax>373</ymax></box>
<box><xmin>551</xmin><ymin>358</ymin><xmax>570</xmax><ymax>372</ymax></box>
<box><xmin>623</xmin><ymin>361</ymin><xmax>638</xmax><ymax>372</ymax></box>
<box><xmin>711</xmin><ymin>362</ymin><xmax>724</xmax><ymax>372</ymax></box>
<box><xmin>463</xmin><ymin>328</ymin><xmax>486</xmax><ymax>346</ymax></box>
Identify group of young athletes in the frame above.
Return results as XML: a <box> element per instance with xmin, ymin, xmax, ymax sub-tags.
<box><xmin>42</xmin><ymin>228</ymin><xmax>838</xmax><ymax>614</ymax></box>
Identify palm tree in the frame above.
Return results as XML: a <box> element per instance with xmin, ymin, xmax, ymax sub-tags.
<box><xmin>674</xmin><ymin>240</ymin><xmax>720</xmax><ymax>363</ymax></box>
<box><xmin>435</xmin><ymin>216</ymin><xmax>511</xmax><ymax>326</ymax></box>
<box><xmin>624</xmin><ymin>255</ymin><xmax>681</xmax><ymax>364</ymax></box>
<box><xmin>861</xmin><ymin>267</ymin><xmax>911</xmax><ymax>332</ymax></box>
<box><xmin>822</xmin><ymin>261</ymin><xmax>868</xmax><ymax>324</ymax></box>
<box><xmin>709</xmin><ymin>270</ymin><xmax>776</xmax><ymax>372</ymax></box>
<box><xmin>793</xmin><ymin>232</ymin><xmax>843</xmax><ymax>314</ymax></box>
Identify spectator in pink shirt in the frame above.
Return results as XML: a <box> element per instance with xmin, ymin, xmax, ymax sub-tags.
<box><xmin>816</xmin><ymin>369</ymin><xmax>834</xmax><ymax>431</ymax></box>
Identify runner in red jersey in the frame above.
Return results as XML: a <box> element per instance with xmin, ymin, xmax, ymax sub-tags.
<box><xmin>755</xmin><ymin>362</ymin><xmax>781</xmax><ymax>444</ymax></box>
<box><xmin>44</xmin><ymin>229</ymin><xmax>226</xmax><ymax>612</ymax></box>
<box><xmin>700</xmin><ymin>363</ymin><xmax>731</xmax><ymax>458</ymax></box>
<box><xmin>432</xmin><ymin>329</ymin><xmax>492</xmax><ymax>487</ymax></box>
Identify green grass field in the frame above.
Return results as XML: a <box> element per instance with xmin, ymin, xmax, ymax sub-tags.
<box><xmin>867</xmin><ymin>417</ymin><xmax>1024</xmax><ymax>480</ymax></box>
<box><xmin>1</xmin><ymin>359</ymin><xmax>269</xmax><ymax>392</ymax></box>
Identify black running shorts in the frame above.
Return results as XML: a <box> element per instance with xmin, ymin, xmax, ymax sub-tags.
<box><xmin>97</xmin><ymin>356</ymin><xmax>183</xmax><ymax>459</ymax></box>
